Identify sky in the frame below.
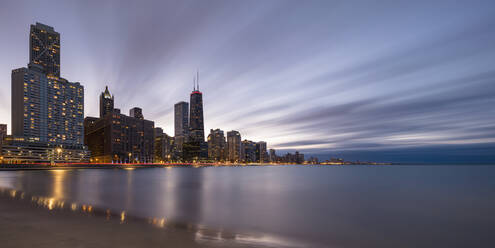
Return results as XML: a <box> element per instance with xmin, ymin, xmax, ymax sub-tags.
<box><xmin>0</xmin><ymin>0</ymin><xmax>494</xmax><ymax>163</ymax></box>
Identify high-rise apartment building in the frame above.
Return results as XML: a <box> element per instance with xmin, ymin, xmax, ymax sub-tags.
<box><xmin>207</xmin><ymin>129</ymin><xmax>226</xmax><ymax>162</ymax></box>
<box><xmin>227</xmin><ymin>130</ymin><xmax>242</xmax><ymax>163</ymax></box>
<box><xmin>12</xmin><ymin>23</ymin><xmax>84</xmax><ymax>145</ymax></box>
<box><xmin>4</xmin><ymin>23</ymin><xmax>88</xmax><ymax>163</ymax></box>
<box><xmin>12</xmin><ymin>67</ymin><xmax>84</xmax><ymax>145</ymax></box>
<box><xmin>30</xmin><ymin>22</ymin><xmax>60</xmax><ymax>77</ymax></box>
<box><xmin>242</xmin><ymin>140</ymin><xmax>257</xmax><ymax>163</ymax></box>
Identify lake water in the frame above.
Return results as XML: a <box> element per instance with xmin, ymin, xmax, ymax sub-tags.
<box><xmin>0</xmin><ymin>165</ymin><xmax>494</xmax><ymax>247</ymax></box>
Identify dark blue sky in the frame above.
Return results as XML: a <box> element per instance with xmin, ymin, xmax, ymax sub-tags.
<box><xmin>0</xmin><ymin>0</ymin><xmax>494</xmax><ymax>163</ymax></box>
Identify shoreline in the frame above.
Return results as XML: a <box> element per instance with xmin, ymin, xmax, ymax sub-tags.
<box><xmin>0</xmin><ymin>187</ymin><xmax>280</xmax><ymax>248</ymax></box>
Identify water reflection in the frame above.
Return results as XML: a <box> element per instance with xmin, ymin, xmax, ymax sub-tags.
<box><xmin>0</xmin><ymin>186</ymin><xmax>301</xmax><ymax>247</ymax></box>
<box><xmin>1</xmin><ymin>166</ymin><xmax>494</xmax><ymax>248</ymax></box>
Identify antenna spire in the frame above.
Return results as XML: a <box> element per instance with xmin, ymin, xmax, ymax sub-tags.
<box><xmin>197</xmin><ymin>69</ymin><xmax>199</xmax><ymax>91</ymax></box>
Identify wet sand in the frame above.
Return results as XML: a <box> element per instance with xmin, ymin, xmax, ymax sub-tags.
<box><xmin>0</xmin><ymin>196</ymin><xmax>259</xmax><ymax>248</ymax></box>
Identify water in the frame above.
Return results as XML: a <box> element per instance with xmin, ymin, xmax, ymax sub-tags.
<box><xmin>0</xmin><ymin>165</ymin><xmax>494</xmax><ymax>247</ymax></box>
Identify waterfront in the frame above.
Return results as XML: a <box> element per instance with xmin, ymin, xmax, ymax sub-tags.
<box><xmin>0</xmin><ymin>165</ymin><xmax>494</xmax><ymax>247</ymax></box>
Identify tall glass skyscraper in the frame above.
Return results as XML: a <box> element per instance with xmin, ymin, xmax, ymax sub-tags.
<box><xmin>188</xmin><ymin>74</ymin><xmax>208</xmax><ymax>160</ymax></box>
<box><xmin>174</xmin><ymin>101</ymin><xmax>189</xmax><ymax>138</ymax></box>
<box><xmin>189</xmin><ymin>89</ymin><xmax>204</xmax><ymax>143</ymax></box>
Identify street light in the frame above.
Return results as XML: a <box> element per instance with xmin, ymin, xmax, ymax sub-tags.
<box><xmin>128</xmin><ymin>153</ymin><xmax>132</xmax><ymax>164</ymax></box>
<box><xmin>56</xmin><ymin>147</ymin><xmax>62</xmax><ymax>159</ymax></box>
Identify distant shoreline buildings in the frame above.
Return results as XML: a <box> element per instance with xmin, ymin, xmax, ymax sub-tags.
<box><xmin>0</xmin><ymin>22</ymin><xmax>305</xmax><ymax>165</ymax></box>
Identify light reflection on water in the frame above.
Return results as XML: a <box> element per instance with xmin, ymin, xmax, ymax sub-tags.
<box><xmin>0</xmin><ymin>186</ymin><xmax>307</xmax><ymax>248</ymax></box>
<box><xmin>0</xmin><ymin>165</ymin><xmax>495</xmax><ymax>247</ymax></box>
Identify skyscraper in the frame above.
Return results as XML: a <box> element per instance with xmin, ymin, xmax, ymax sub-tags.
<box><xmin>4</xmin><ymin>23</ymin><xmax>89</xmax><ymax>163</ymax></box>
<box><xmin>99</xmin><ymin>86</ymin><xmax>114</xmax><ymax>118</ymax></box>
<box><xmin>29</xmin><ymin>22</ymin><xmax>60</xmax><ymax>77</ymax></box>
<box><xmin>189</xmin><ymin>75</ymin><xmax>205</xmax><ymax>143</ymax></box>
<box><xmin>174</xmin><ymin>101</ymin><xmax>189</xmax><ymax>137</ymax></box>
<box><xmin>174</xmin><ymin>101</ymin><xmax>189</xmax><ymax>160</ymax></box>
<box><xmin>227</xmin><ymin>130</ymin><xmax>242</xmax><ymax>163</ymax></box>
<box><xmin>187</xmin><ymin>72</ymin><xmax>207</xmax><ymax>160</ymax></box>
<box><xmin>242</xmin><ymin>140</ymin><xmax>257</xmax><ymax>163</ymax></box>
<box><xmin>13</xmin><ymin>23</ymin><xmax>84</xmax><ymax>145</ymax></box>
<box><xmin>256</xmin><ymin>141</ymin><xmax>268</xmax><ymax>163</ymax></box>
<box><xmin>207</xmin><ymin>129</ymin><xmax>226</xmax><ymax>162</ymax></box>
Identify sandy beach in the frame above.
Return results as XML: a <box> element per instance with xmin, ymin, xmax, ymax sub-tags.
<box><xmin>0</xmin><ymin>193</ymin><xmax>260</xmax><ymax>248</ymax></box>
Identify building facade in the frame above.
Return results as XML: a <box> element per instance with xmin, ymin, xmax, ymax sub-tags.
<box><xmin>1</xmin><ymin>136</ymin><xmax>90</xmax><ymax>164</ymax></box>
<box><xmin>84</xmin><ymin>87</ymin><xmax>155</xmax><ymax>163</ymax></box>
<box><xmin>174</xmin><ymin>101</ymin><xmax>189</xmax><ymax>137</ymax></box>
<box><xmin>154</xmin><ymin>128</ymin><xmax>175</xmax><ymax>162</ymax></box>
<box><xmin>227</xmin><ymin>130</ymin><xmax>241</xmax><ymax>163</ymax></box>
<box><xmin>256</xmin><ymin>141</ymin><xmax>268</xmax><ymax>163</ymax></box>
<box><xmin>269</xmin><ymin>149</ymin><xmax>276</xmax><ymax>162</ymax></box>
<box><xmin>207</xmin><ymin>129</ymin><xmax>226</xmax><ymax>162</ymax></box>
<box><xmin>174</xmin><ymin>101</ymin><xmax>189</xmax><ymax>160</ymax></box>
<box><xmin>242</xmin><ymin>140</ymin><xmax>257</xmax><ymax>163</ymax></box>
<box><xmin>5</xmin><ymin>23</ymin><xmax>88</xmax><ymax>163</ymax></box>
<box><xmin>12</xmin><ymin>66</ymin><xmax>85</xmax><ymax>145</ymax></box>
<box><xmin>189</xmin><ymin>90</ymin><xmax>204</xmax><ymax>143</ymax></box>
<box><xmin>0</xmin><ymin>124</ymin><xmax>6</xmax><ymax>155</ymax></box>
<box><xmin>188</xmin><ymin>85</ymin><xmax>207</xmax><ymax>160</ymax></box>
<box><xmin>30</xmin><ymin>22</ymin><xmax>60</xmax><ymax>77</ymax></box>
<box><xmin>100</xmin><ymin>86</ymin><xmax>114</xmax><ymax>118</ymax></box>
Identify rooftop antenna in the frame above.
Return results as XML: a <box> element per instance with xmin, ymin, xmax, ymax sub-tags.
<box><xmin>193</xmin><ymin>75</ymin><xmax>196</xmax><ymax>91</ymax></box>
<box><xmin>197</xmin><ymin>69</ymin><xmax>199</xmax><ymax>91</ymax></box>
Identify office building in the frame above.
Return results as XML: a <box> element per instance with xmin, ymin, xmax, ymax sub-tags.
<box><xmin>227</xmin><ymin>130</ymin><xmax>241</xmax><ymax>163</ymax></box>
<box><xmin>256</xmin><ymin>141</ymin><xmax>268</xmax><ymax>163</ymax></box>
<box><xmin>174</xmin><ymin>101</ymin><xmax>189</xmax><ymax>137</ymax></box>
<box><xmin>154</xmin><ymin>127</ymin><xmax>175</xmax><ymax>162</ymax></box>
<box><xmin>269</xmin><ymin>149</ymin><xmax>276</xmax><ymax>162</ymax></box>
<box><xmin>100</xmin><ymin>86</ymin><xmax>114</xmax><ymax>118</ymax></box>
<box><xmin>207</xmin><ymin>129</ymin><xmax>226</xmax><ymax>162</ymax></box>
<box><xmin>189</xmin><ymin>75</ymin><xmax>204</xmax><ymax>143</ymax></box>
<box><xmin>184</xmin><ymin>73</ymin><xmax>207</xmax><ymax>161</ymax></box>
<box><xmin>174</xmin><ymin>101</ymin><xmax>188</xmax><ymax>160</ymax></box>
<box><xmin>242</xmin><ymin>140</ymin><xmax>257</xmax><ymax>163</ymax></box>
<box><xmin>84</xmin><ymin>87</ymin><xmax>155</xmax><ymax>163</ymax></box>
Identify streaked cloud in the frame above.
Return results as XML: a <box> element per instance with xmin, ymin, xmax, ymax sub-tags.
<box><xmin>0</xmin><ymin>0</ymin><xmax>494</xmax><ymax>162</ymax></box>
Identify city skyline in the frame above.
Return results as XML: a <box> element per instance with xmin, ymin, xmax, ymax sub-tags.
<box><xmin>0</xmin><ymin>0</ymin><xmax>494</xmax><ymax>163</ymax></box>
